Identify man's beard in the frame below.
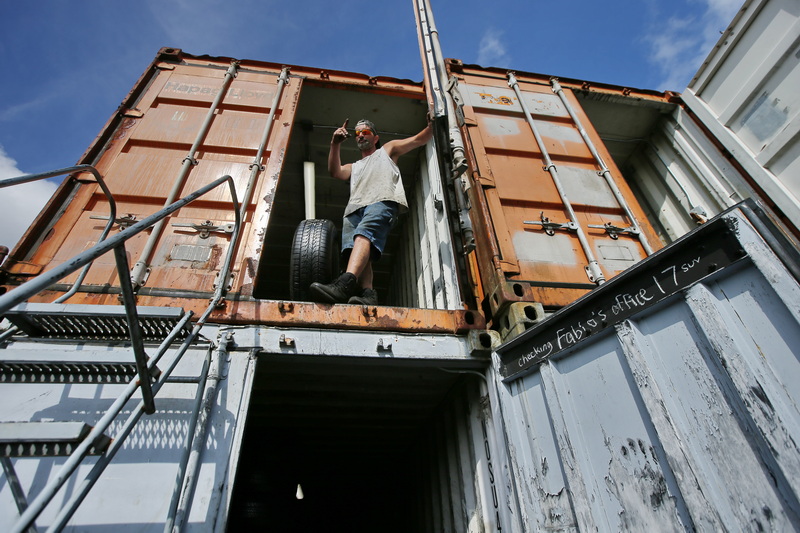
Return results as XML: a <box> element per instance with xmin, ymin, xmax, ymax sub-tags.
<box><xmin>357</xmin><ymin>138</ymin><xmax>371</xmax><ymax>150</ymax></box>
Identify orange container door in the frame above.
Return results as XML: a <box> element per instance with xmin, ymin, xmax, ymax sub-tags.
<box><xmin>30</xmin><ymin>60</ymin><xmax>302</xmax><ymax>300</ymax></box>
<box><xmin>457</xmin><ymin>76</ymin><xmax>660</xmax><ymax>308</ymax></box>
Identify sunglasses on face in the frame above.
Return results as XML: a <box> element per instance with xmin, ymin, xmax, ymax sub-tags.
<box><xmin>354</xmin><ymin>129</ymin><xmax>374</xmax><ymax>137</ymax></box>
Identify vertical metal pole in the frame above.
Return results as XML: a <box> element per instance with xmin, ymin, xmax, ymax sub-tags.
<box><xmin>130</xmin><ymin>61</ymin><xmax>240</xmax><ymax>290</ymax></box>
<box><xmin>508</xmin><ymin>72</ymin><xmax>605</xmax><ymax>285</ymax></box>
<box><xmin>550</xmin><ymin>78</ymin><xmax>654</xmax><ymax>255</ymax></box>
<box><xmin>415</xmin><ymin>0</ymin><xmax>446</xmax><ymax>118</ymax></box>
<box><xmin>239</xmin><ymin>67</ymin><xmax>290</xmax><ymax>222</ymax></box>
<box><xmin>303</xmin><ymin>162</ymin><xmax>316</xmax><ymax>220</ymax></box>
<box><xmin>170</xmin><ymin>332</ymin><xmax>233</xmax><ymax>533</ymax></box>
<box><xmin>164</xmin><ymin>346</ymin><xmax>213</xmax><ymax>533</ymax></box>
<box><xmin>113</xmin><ymin>244</ymin><xmax>156</xmax><ymax>414</ymax></box>
<box><xmin>415</xmin><ymin>0</ymin><xmax>475</xmax><ymax>252</ymax></box>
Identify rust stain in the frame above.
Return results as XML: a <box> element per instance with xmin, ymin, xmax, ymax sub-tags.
<box><xmin>11</xmin><ymin>292</ymin><xmax>487</xmax><ymax>335</ymax></box>
<box><xmin>207</xmin><ymin>244</ymin><xmax>223</xmax><ymax>271</ymax></box>
<box><xmin>112</xmin><ymin>118</ymin><xmax>137</xmax><ymax>141</ymax></box>
<box><xmin>245</xmin><ymin>257</ymin><xmax>258</xmax><ymax>280</ymax></box>
<box><xmin>476</xmin><ymin>92</ymin><xmax>516</xmax><ymax>106</ymax></box>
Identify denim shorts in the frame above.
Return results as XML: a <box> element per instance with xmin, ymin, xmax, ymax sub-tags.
<box><xmin>342</xmin><ymin>201</ymin><xmax>399</xmax><ymax>262</ymax></box>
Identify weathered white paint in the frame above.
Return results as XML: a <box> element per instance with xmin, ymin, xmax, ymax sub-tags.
<box><xmin>685</xmin><ymin>0</ymin><xmax>800</xmax><ymax>229</ymax></box>
<box><xmin>494</xmin><ymin>206</ymin><xmax>800</xmax><ymax>531</ymax></box>
<box><xmin>0</xmin><ymin>345</ymin><xmax>256</xmax><ymax>532</ymax></box>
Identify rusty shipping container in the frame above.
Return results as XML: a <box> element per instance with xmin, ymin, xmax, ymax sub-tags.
<box><xmin>1</xmin><ymin>49</ymin><xmax>479</xmax><ymax>334</ymax></box>
<box><xmin>441</xmin><ymin>62</ymin><xmax>664</xmax><ymax>326</ymax></box>
<box><xmin>447</xmin><ymin>63</ymin><xmax>663</xmax><ymax>307</ymax></box>
<box><xmin>1</xmin><ymin>0</ymin><xmax>800</xmax><ymax>531</ymax></box>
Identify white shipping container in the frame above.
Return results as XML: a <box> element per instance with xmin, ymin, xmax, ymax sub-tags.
<box><xmin>683</xmin><ymin>0</ymin><xmax>800</xmax><ymax>231</ymax></box>
<box><xmin>495</xmin><ymin>201</ymin><xmax>800</xmax><ymax>530</ymax></box>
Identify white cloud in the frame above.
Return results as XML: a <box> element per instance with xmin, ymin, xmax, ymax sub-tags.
<box><xmin>0</xmin><ymin>146</ymin><xmax>58</xmax><ymax>253</ymax></box>
<box><xmin>647</xmin><ymin>0</ymin><xmax>742</xmax><ymax>91</ymax></box>
<box><xmin>477</xmin><ymin>28</ymin><xmax>511</xmax><ymax>67</ymax></box>
<box><xmin>0</xmin><ymin>93</ymin><xmax>55</xmax><ymax>123</ymax></box>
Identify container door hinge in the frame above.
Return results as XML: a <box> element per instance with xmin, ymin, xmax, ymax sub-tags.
<box><xmin>279</xmin><ymin>334</ymin><xmax>295</xmax><ymax>348</ymax></box>
<box><xmin>172</xmin><ymin>220</ymin><xmax>235</xmax><ymax>239</ymax></box>
<box><xmin>121</xmin><ymin>108</ymin><xmax>144</xmax><ymax>118</ymax></box>
<box><xmin>377</xmin><ymin>338</ymin><xmax>393</xmax><ymax>352</ymax></box>
<box><xmin>587</xmin><ymin>222</ymin><xmax>640</xmax><ymax>240</ymax></box>
<box><xmin>690</xmin><ymin>206</ymin><xmax>709</xmax><ymax>224</ymax></box>
<box><xmin>524</xmin><ymin>212</ymin><xmax>578</xmax><ymax>236</ymax></box>
<box><xmin>474</xmin><ymin>171</ymin><xmax>495</xmax><ymax>188</ymax></box>
<box><xmin>214</xmin><ymin>272</ymin><xmax>235</xmax><ymax>293</ymax></box>
<box><xmin>450</xmin><ymin>154</ymin><xmax>468</xmax><ymax>179</ymax></box>
<box><xmin>584</xmin><ymin>261</ymin><xmax>604</xmax><ymax>284</ymax></box>
<box><xmin>447</xmin><ymin>76</ymin><xmax>466</xmax><ymax>127</ymax></box>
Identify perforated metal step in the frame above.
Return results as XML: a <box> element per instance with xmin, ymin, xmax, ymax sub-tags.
<box><xmin>0</xmin><ymin>349</ymin><xmax>160</xmax><ymax>384</ymax></box>
<box><xmin>0</xmin><ymin>422</ymin><xmax>111</xmax><ymax>457</ymax></box>
<box><xmin>3</xmin><ymin>303</ymin><xmax>189</xmax><ymax>341</ymax></box>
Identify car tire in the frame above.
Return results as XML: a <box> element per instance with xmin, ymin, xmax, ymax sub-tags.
<box><xmin>289</xmin><ymin>219</ymin><xmax>340</xmax><ymax>301</ymax></box>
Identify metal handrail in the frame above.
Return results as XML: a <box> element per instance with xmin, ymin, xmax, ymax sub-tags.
<box><xmin>9</xmin><ymin>174</ymin><xmax>242</xmax><ymax>533</ymax></box>
<box><xmin>0</xmin><ymin>174</ymin><xmax>239</xmax><ymax>315</ymax></box>
<box><xmin>0</xmin><ymin>165</ymin><xmax>118</xmax><ymax>303</ymax></box>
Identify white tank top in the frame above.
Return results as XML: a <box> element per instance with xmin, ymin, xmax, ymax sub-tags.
<box><xmin>345</xmin><ymin>147</ymin><xmax>407</xmax><ymax>216</ymax></box>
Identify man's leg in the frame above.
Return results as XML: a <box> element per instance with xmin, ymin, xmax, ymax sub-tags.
<box><xmin>360</xmin><ymin>262</ymin><xmax>373</xmax><ymax>290</ymax></box>
<box><xmin>345</xmin><ymin>236</ymin><xmax>379</xmax><ymax>305</ymax></box>
<box><xmin>309</xmin><ymin>202</ymin><xmax>393</xmax><ymax>304</ymax></box>
<box><xmin>307</xmin><ymin>230</ymin><xmax>369</xmax><ymax>304</ymax></box>
<box><xmin>346</xmin><ymin>235</ymin><xmax>372</xmax><ymax>284</ymax></box>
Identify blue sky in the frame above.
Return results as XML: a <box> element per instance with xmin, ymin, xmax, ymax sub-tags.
<box><xmin>0</xmin><ymin>0</ymin><xmax>742</xmax><ymax>250</ymax></box>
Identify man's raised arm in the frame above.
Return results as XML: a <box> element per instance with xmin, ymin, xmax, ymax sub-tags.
<box><xmin>328</xmin><ymin>119</ymin><xmax>352</xmax><ymax>181</ymax></box>
<box><xmin>384</xmin><ymin>123</ymin><xmax>433</xmax><ymax>163</ymax></box>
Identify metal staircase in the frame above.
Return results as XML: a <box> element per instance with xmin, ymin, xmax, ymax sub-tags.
<box><xmin>0</xmin><ymin>165</ymin><xmax>241</xmax><ymax>532</ymax></box>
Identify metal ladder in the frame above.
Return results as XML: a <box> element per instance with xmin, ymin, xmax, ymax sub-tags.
<box><xmin>0</xmin><ymin>165</ymin><xmax>241</xmax><ymax>532</ymax></box>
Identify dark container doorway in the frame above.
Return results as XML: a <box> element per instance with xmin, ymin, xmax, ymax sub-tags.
<box><xmin>227</xmin><ymin>353</ymin><xmax>480</xmax><ymax>532</ymax></box>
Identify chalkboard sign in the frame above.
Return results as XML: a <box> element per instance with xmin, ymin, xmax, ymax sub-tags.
<box><xmin>497</xmin><ymin>217</ymin><xmax>748</xmax><ymax>380</ymax></box>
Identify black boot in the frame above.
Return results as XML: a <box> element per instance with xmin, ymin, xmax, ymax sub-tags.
<box><xmin>309</xmin><ymin>273</ymin><xmax>358</xmax><ymax>304</ymax></box>
<box><xmin>348</xmin><ymin>288</ymin><xmax>378</xmax><ymax>306</ymax></box>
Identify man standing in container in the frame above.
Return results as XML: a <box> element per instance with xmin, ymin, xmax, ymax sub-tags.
<box><xmin>309</xmin><ymin>118</ymin><xmax>432</xmax><ymax>305</ymax></box>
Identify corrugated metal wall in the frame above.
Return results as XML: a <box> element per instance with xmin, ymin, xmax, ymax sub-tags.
<box><xmin>494</xmin><ymin>205</ymin><xmax>800</xmax><ymax>531</ymax></box>
<box><xmin>625</xmin><ymin>107</ymin><xmax>754</xmax><ymax>241</ymax></box>
<box><xmin>389</xmin><ymin>142</ymin><xmax>461</xmax><ymax>309</ymax></box>
<box><xmin>417</xmin><ymin>376</ymin><xmax>513</xmax><ymax>532</ymax></box>
<box><xmin>684</xmin><ymin>0</ymin><xmax>800</xmax><ymax>231</ymax></box>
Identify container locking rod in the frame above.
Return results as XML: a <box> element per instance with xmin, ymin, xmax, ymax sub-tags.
<box><xmin>508</xmin><ymin>72</ymin><xmax>605</xmax><ymax>285</ymax></box>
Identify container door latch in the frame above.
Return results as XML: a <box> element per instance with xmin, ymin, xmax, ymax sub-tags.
<box><xmin>587</xmin><ymin>222</ymin><xmax>641</xmax><ymax>240</ymax></box>
<box><xmin>524</xmin><ymin>212</ymin><xmax>578</xmax><ymax>236</ymax></box>
<box><xmin>172</xmin><ymin>220</ymin><xmax>235</xmax><ymax>239</ymax></box>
